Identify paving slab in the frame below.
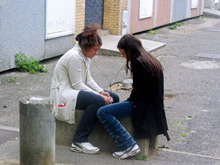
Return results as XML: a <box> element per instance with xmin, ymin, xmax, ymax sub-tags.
<box><xmin>196</xmin><ymin>53</ymin><xmax>220</xmax><ymax>59</ymax></box>
<box><xmin>0</xmin><ymin>129</ymin><xmax>18</xmax><ymax>145</ymax></box>
<box><xmin>204</xmin><ymin>8</ymin><xmax>220</xmax><ymax>19</ymax></box>
<box><xmin>100</xmin><ymin>35</ymin><xmax>166</xmax><ymax>56</ymax></box>
<box><xmin>1</xmin><ymin>139</ymin><xmax>220</xmax><ymax>165</ymax></box>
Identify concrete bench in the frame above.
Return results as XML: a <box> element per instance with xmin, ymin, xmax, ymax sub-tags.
<box><xmin>56</xmin><ymin>110</ymin><xmax>158</xmax><ymax>157</ymax></box>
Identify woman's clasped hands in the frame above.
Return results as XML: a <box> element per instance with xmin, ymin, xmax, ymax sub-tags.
<box><xmin>99</xmin><ymin>91</ymin><xmax>113</xmax><ymax>105</ymax></box>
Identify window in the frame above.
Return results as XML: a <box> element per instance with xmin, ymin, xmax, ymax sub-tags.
<box><xmin>191</xmin><ymin>0</ymin><xmax>198</xmax><ymax>9</ymax></box>
<box><xmin>139</xmin><ymin>0</ymin><xmax>153</xmax><ymax>19</ymax></box>
<box><xmin>46</xmin><ymin>0</ymin><xmax>75</xmax><ymax>39</ymax></box>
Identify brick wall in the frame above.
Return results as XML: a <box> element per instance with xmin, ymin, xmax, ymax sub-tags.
<box><xmin>103</xmin><ymin>0</ymin><xmax>128</xmax><ymax>35</ymax></box>
<box><xmin>74</xmin><ymin>0</ymin><xmax>85</xmax><ymax>43</ymax></box>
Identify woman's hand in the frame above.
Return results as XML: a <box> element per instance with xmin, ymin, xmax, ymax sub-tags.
<box><xmin>99</xmin><ymin>91</ymin><xmax>110</xmax><ymax>97</ymax></box>
<box><xmin>99</xmin><ymin>94</ymin><xmax>113</xmax><ymax>105</ymax></box>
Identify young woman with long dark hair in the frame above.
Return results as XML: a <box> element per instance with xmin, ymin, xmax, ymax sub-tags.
<box><xmin>97</xmin><ymin>34</ymin><xmax>170</xmax><ymax>159</ymax></box>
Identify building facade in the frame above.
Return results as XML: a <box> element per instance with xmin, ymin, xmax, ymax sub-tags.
<box><xmin>0</xmin><ymin>0</ymin><xmax>204</xmax><ymax>72</ymax></box>
<box><xmin>77</xmin><ymin>0</ymin><xmax>204</xmax><ymax>35</ymax></box>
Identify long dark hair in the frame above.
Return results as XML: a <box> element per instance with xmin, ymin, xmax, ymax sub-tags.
<box><xmin>117</xmin><ymin>34</ymin><xmax>163</xmax><ymax>77</ymax></box>
<box><xmin>76</xmin><ymin>23</ymin><xmax>102</xmax><ymax>51</ymax></box>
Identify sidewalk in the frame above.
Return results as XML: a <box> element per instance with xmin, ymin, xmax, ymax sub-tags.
<box><xmin>1</xmin><ymin>13</ymin><xmax>220</xmax><ymax>164</ymax></box>
<box><xmin>100</xmin><ymin>34</ymin><xmax>166</xmax><ymax>56</ymax></box>
<box><xmin>203</xmin><ymin>8</ymin><xmax>220</xmax><ymax>19</ymax></box>
<box><xmin>0</xmin><ymin>136</ymin><xmax>219</xmax><ymax>165</ymax></box>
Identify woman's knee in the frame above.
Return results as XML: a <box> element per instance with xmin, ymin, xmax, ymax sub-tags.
<box><xmin>97</xmin><ymin>105</ymin><xmax>110</xmax><ymax>119</ymax></box>
<box><xmin>97</xmin><ymin>107</ymin><xmax>104</xmax><ymax>119</ymax></box>
<box><xmin>112</xmin><ymin>94</ymin><xmax>119</xmax><ymax>103</ymax></box>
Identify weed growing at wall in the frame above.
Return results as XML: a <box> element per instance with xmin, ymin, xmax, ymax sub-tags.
<box><xmin>15</xmin><ymin>53</ymin><xmax>47</xmax><ymax>74</ymax></box>
<box><xmin>136</xmin><ymin>154</ymin><xmax>147</xmax><ymax>161</ymax></box>
<box><xmin>197</xmin><ymin>16</ymin><xmax>205</xmax><ymax>20</ymax></box>
<box><xmin>148</xmin><ymin>30</ymin><xmax>158</xmax><ymax>34</ymax></box>
<box><xmin>175</xmin><ymin>23</ymin><xmax>183</xmax><ymax>26</ymax></box>
<box><xmin>168</xmin><ymin>25</ymin><xmax>177</xmax><ymax>30</ymax></box>
<box><xmin>169</xmin><ymin>22</ymin><xmax>184</xmax><ymax>30</ymax></box>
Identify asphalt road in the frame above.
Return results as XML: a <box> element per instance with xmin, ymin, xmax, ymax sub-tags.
<box><xmin>0</xmin><ymin>16</ymin><xmax>220</xmax><ymax>164</ymax></box>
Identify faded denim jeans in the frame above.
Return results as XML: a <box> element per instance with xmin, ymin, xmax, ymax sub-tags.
<box><xmin>73</xmin><ymin>90</ymin><xmax>119</xmax><ymax>143</ymax></box>
<box><xmin>97</xmin><ymin>101</ymin><xmax>136</xmax><ymax>151</ymax></box>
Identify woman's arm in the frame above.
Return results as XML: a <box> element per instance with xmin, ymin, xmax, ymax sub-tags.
<box><xmin>67</xmin><ymin>55</ymin><xmax>99</xmax><ymax>94</ymax></box>
<box><xmin>128</xmin><ymin>60</ymin><xmax>150</xmax><ymax>102</ymax></box>
<box><xmin>86</xmin><ymin>60</ymin><xmax>103</xmax><ymax>93</ymax></box>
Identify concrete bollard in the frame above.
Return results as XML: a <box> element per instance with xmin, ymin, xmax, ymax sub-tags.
<box><xmin>19</xmin><ymin>96</ymin><xmax>55</xmax><ymax>165</ymax></box>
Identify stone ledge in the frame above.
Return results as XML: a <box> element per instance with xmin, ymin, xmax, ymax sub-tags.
<box><xmin>56</xmin><ymin>110</ymin><xmax>158</xmax><ymax>157</ymax></box>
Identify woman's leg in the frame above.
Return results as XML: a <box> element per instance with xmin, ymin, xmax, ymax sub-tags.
<box><xmin>73</xmin><ymin>91</ymin><xmax>106</xmax><ymax>143</ymax></box>
<box><xmin>97</xmin><ymin>101</ymin><xmax>136</xmax><ymax>151</ymax></box>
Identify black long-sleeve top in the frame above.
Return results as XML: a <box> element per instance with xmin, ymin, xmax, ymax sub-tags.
<box><xmin>128</xmin><ymin>59</ymin><xmax>170</xmax><ymax>141</ymax></box>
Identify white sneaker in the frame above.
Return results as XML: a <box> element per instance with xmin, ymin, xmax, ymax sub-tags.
<box><xmin>71</xmin><ymin>142</ymin><xmax>100</xmax><ymax>154</ymax></box>
<box><xmin>113</xmin><ymin>144</ymin><xmax>140</xmax><ymax>159</ymax></box>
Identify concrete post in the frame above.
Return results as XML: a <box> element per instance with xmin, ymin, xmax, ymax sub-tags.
<box><xmin>19</xmin><ymin>96</ymin><xmax>55</xmax><ymax>165</ymax></box>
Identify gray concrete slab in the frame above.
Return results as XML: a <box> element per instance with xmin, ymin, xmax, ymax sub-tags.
<box><xmin>0</xmin><ymin>129</ymin><xmax>18</xmax><ymax>145</ymax></box>
<box><xmin>203</xmin><ymin>8</ymin><xmax>220</xmax><ymax>19</ymax></box>
<box><xmin>100</xmin><ymin>35</ymin><xmax>166</xmax><ymax>56</ymax></box>
<box><xmin>1</xmin><ymin>139</ymin><xmax>220</xmax><ymax>165</ymax></box>
<box><xmin>196</xmin><ymin>53</ymin><xmax>220</xmax><ymax>59</ymax></box>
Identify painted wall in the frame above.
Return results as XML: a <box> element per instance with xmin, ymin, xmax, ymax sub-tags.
<box><xmin>129</xmin><ymin>0</ymin><xmax>204</xmax><ymax>34</ymax></box>
<box><xmin>171</xmin><ymin>0</ymin><xmax>188</xmax><ymax>22</ymax></box>
<box><xmin>0</xmin><ymin>0</ymin><xmax>73</xmax><ymax>72</ymax></box>
<box><xmin>156</xmin><ymin>0</ymin><xmax>172</xmax><ymax>27</ymax></box>
<box><xmin>191</xmin><ymin>0</ymin><xmax>203</xmax><ymax>17</ymax></box>
<box><xmin>130</xmin><ymin>0</ymin><xmax>155</xmax><ymax>33</ymax></box>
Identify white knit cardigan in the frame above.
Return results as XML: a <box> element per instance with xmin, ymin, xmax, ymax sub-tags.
<box><xmin>50</xmin><ymin>43</ymin><xmax>103</xmax><ymax>124</ymax></box>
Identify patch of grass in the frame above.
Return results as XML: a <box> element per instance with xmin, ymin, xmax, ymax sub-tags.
<box><xmin>175</xmin><ymin>22</ymin><xmax>183</xmax><ymax>26</ymax></box>
<box><xmin>169</xmin><ymin>122</ymin><xmax>182</xmax><ymax>127</ymax></box>
<box><xmin>168</xmin><ymin>25</ymin><xmax>177</xmax><ymax>30</ymax></box>
<box><xmin>184</xmin><ymin>128</ymin><xmax>189</xmax><ymax>132</ymax></box>
<box><xmin>148</xmin><ymin>30</ymin><xmax>158</xmax><ymax>34</ymax></box>
<box><xmin>15</xmin><ymin>53</ymin><xmax>47</xmax><ymax>74</ymax></box>
<box><xmin>6</xmin><ymin>77</ymin><xmax>17</xmax><ymax>83</ymax></box>
<box><xmin>136</xmin><ymin>154</ymin><xmax>147</xmax><ymax>161</ymax></box>
<box><xmin>181</xmin><ymin>133</ymin><xmax>187</xmax><ymax>137</ymax></box>
<box><xmin>197</xmin><ymin>16</ymin><xmax>205</xmax><ymax>20</ymax></box>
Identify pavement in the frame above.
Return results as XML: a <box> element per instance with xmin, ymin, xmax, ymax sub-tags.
<box><xmin>203</xmin><ymin>8</ymin><xmax>220</xmax><ymax>19</ymax></box>
<box><xmin>1</xmin><ymin>9</ymin><xmax>220</xmax><ymax>165</ymax></box>
<box><xmin>100</xmin><ymin>34</ymin><xmax>166</xmax><ymax>56</ymax></box>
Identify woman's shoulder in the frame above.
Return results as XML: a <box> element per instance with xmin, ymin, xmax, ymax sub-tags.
<box><xmin>62</xmin><ymin>47</ymin><xmax>83</xmax><ymax>60</ymax></box>
<box><xmin>131</xmin><ymin>58</ymin><xmax>140</xmax><ymax>66</ymax></box>
<box><xmin>131</xmin><ymin>58</ymin><xmax>144</xmax><ymax>71</ymax></box>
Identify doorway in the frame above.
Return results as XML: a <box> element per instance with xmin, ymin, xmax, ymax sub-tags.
<box><xmin>85</xmin><ymin>0</ymin><xmax>104</xmax><ymax>27</ymax></box>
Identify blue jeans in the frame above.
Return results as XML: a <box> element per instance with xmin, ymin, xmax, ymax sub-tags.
<box><xmin>97</xmin><ymin>101</ymin><xmax>136</xmax><ymax>151</ymax></box>
<box><xmin>73</xmin><ymin>90</ymin><xmax>119</xmax><ymax>143</ymax></box>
